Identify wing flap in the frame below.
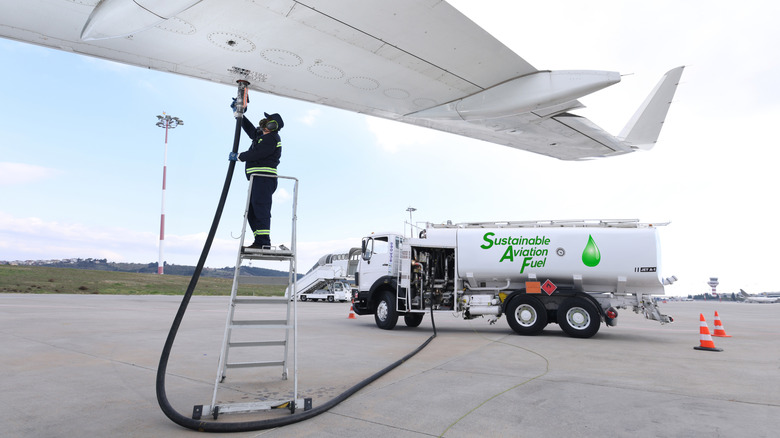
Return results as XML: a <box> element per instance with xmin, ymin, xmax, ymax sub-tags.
<box><xmin>401</xmin><ymin>110</ymin><xmax>631</xmax><ymax>161</ymax></box>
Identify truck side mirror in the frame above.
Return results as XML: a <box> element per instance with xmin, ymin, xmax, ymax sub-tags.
<box><xmin>361</xmin><ymin>237</ymin><xmax>373</xmax><ymax>261</ymax></box>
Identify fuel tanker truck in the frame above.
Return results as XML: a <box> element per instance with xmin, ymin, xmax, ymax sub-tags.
<box><xmin>351</xmin><ymin>220</ymin><xmax>675</xmax><ymax>338</ymax></box>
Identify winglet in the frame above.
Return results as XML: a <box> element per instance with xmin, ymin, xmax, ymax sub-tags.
<box><xmin>618</xmin><ymin>66</ymin><xmax>685</xmax><ymax>150</ymax></box>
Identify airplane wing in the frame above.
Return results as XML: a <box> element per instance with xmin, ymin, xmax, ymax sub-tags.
<box><xmin>0</xmin><ymin>0</ymin><xmax>683</xmax><ymax>160</ymax></box>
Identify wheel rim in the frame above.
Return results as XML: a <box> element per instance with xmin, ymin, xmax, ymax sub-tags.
<box><xmin>515</xmin><ymin>304</ymin><xmax>537</xmax><ymax>327</ymax></box>
<box><xmin>566</xmin><ymin>307</ymin><xmax>590</xmax><ymax>329</ymax></box>
<box><xmin>377</xmin><ymin>300</ymin><xmax>388</xmax><ymax>322</ymax></box>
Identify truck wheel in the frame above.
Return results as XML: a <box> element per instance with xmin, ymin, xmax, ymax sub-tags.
<box><xmin>404</xmin><ymin>313</ymin><xmax>424</xmax><ymax>328</ymax></box>
<box><xmin>327</xmin><ymin>296</ymin><xmax>335</xmax><ymax>303</ymax></box>
<box><xmin>374</xmin><ymin>291</ymin><xmax>398</xmax><ymax>330</ymax></box>
<box><xmin>299</xmin><ymin>295</ymin><xmax>307</xmax><ymax>302</ymax></box>
<box><xmin>557</xmin><ymin>297</ymin><xmax>600</xmax><ymax>338</ymax></box>
<box><xmin>506</xmin><ymin>295</ymin><xmax>547</xmax><ymax>335</ymax></box>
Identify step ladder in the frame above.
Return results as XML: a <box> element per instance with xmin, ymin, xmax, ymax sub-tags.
<box><xmin>193</xmin><ymin>174</ymin><xmax>310</xmax><ymax>420</ymax></box>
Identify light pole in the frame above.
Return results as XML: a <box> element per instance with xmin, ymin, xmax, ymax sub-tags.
<box><xmin>406</xmin><ymin>206</ymin><xmax>416</xmax><ymax>237</ymax></box>
<box><xmin>155</xmin><ymin>113</ymin><xmax>183</xmax><ymax>274</ymax></box>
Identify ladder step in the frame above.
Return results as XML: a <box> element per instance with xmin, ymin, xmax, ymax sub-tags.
<box><xmin>240</xmin><ymin>249</ymin><xmax>294</xmax><ymax>261</ymax></box>
<box><xmin>228</xmin><ymin>340</ymin><xmax>286</xmax><ymax>348</ymax></box>
<box><xmin>233</xmin><ymin>297</ymin><xmax>289</xmax><ymax>304</ymax></box>
<box><xmin>231</xmin><ymin>320</ymin><xmax>291</xmax><ymax>329</ymax></box>
<box><xmin>226</xmin><ymin>360</ymin><xmax>285</xmax><ymax>369</ymax></box>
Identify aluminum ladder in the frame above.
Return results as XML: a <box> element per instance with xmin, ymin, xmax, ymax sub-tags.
<box><xmin>194</xmin><ymin>174</ymin><xmax>309</xmax><ymax>420</ymax></box>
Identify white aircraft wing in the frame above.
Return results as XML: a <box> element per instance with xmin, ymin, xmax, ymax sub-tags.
<box><xmin>0</xmin><ymin>0</ymin><xmax>683</xmax><ymax>160</ymax></box>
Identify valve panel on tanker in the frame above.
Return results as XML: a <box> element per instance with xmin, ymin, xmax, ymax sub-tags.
<box><xmin>409</xmin><ymin>247</ymin><xmax>455</xmax><ymax>311</ymax></box>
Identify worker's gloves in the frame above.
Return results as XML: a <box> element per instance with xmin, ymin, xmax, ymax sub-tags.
<box><xmin>231</xmin><ymin>98</ymin><xmax>248</xmax><ymax>118</ymax></box>
<box><xmin>228</xmin><ymin>152</ymin><xmax>240</xmax><ymax>162</ymax></box>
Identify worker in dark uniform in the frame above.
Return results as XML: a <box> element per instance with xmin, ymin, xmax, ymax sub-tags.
<box><xmin>229</xmin><ymin>107</ymin><xmax>284</xmax><ymax>249</ymax></box>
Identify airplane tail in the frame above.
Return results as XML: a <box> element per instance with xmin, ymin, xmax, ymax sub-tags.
<box><xmin>618</xmin><ymin>66</ymin><xmax>685</xmax><ymax>150</ymax></box>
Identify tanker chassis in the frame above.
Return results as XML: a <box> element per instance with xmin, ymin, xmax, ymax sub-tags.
<box><xmin>352</xmin><ymin>220</ymin><xmax>674</xmax><ymax>338</ymax></box>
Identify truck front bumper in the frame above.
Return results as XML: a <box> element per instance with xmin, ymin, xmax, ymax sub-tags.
<box><xmin>351</xmin><ymin>290</ymin><xmax>371</xmax><ymax>315</ymax></box>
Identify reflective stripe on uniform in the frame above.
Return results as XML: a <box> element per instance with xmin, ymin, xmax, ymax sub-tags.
<box><xmin>254</xmin><ymin>229</ymin><xmax>270</xmax><ymax>237</ymax></box>
<box><xmin>246</xmin><ymin>167</ymin><xmax>277</xmax><ymax>175</ymax></box>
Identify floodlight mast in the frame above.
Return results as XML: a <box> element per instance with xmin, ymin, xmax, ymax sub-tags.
<box><xmin>155</xmin><ymin>113</ymin><xmax>183</xmax><ymax>274</ymax></box>
<box><xmin>405</xmin><ymin>206</ymin><xmax>417</xmax><ymax>237</ymax></box>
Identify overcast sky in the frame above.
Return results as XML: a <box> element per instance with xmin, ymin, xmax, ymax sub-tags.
<box><xmin>1</xmin><ymin>0</ymin><xmax>778</xmax><ymax>296</ymax></box>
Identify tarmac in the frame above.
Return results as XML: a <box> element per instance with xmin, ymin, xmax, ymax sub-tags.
<box><xmin>1</xmin><ymin>293</ymin><xmax>778</xmax><ymax>437</ymax></box>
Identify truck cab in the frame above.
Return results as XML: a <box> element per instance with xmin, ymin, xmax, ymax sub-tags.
<box><xmin>353</xmin><ymin>234</ymin><xmax>399</xmax><ymax>319</ymax></box>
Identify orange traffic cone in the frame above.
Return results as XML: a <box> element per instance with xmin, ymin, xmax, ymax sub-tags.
<box><xmin>694</xmin><ymin>313</ymin><xmax>723</xmax><ymax>351</ymax></box>
<box><xmin>712</xmin><ymin>311</ymin><xmax>731</xmax><ymax>337</ymax></box>
<box><xmin>348</xmin><ymin>305</ymin><xmax>356</xmax><ymax>319</ymax></box>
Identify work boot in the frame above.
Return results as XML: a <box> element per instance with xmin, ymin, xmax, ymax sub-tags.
<box><xmin>244</xmin><ymin>239</ymin><xmax>270</xmax><ymax>250</ymax></box>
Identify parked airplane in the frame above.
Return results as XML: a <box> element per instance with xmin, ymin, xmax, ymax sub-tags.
<box><xmin>739</xmin><ymin>290</ymin><xmax>780</xmax><ymax>304</ymax></box>
<box><xmin>0</xmin><ymin>0</ymin><xmax>683</xmax><ymax>160</ymax></box>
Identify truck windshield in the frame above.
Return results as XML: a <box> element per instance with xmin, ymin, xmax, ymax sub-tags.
<box><xmin>362</xmin><ymin>236</ymin><xmax>389</xmax><ymax>261</ymax></box>
<box><xmin>373</xmin><ymin>238</ymin><xmax>389</xmax><ymax>254</ymax></box>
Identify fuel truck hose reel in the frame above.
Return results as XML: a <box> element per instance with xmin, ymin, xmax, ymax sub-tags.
<box><xmin>155</xmin><ymin>81</ymin><xmax>437</xmax><ymax>432</ymax></box>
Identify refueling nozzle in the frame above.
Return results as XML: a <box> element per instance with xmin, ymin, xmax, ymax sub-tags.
<box><xmin>233</xmin><ymin>80</ymin><xmax>250</xmax><ymax>118</ymax></box>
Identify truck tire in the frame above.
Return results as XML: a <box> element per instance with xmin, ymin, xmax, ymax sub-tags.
<box><xmin>557</xmin><ymin>297</ymin><xmax>600</xmax><ymax>338</ymax></box>
<box><xmin>374</xmin><ymin>291</ymin><xmax>398</xmax><ymax>330</ymax></box>
<box><xmin>404</xmin><ymin>313</ymin><xmax>424</xmax><ymax>328</ymax></box>
<box><xmin>299</xmin><ymin>295</ymin><xmax>307</xmax><ymax>302</ymax></box>
<box><xmin>506</xmin><ymin>295</ymin><xmax>547</xmax><ymax>335</ymax></box>
<box><xmin>327</xmin><ymin>296</ymin><xmax>335</xmax><ymax>303</ymax></box>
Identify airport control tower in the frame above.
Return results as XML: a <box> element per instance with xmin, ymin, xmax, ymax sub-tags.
<box><xmin>708</xmin><ymin>277</ymin><xmax>719</xmax><ymax>295</ymax></box>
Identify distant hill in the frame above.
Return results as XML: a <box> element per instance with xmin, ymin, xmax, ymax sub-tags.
<box><xmin>1</xmin><ymin>258</ymin><xmax>294</xmax><ymax>279</ymax></box>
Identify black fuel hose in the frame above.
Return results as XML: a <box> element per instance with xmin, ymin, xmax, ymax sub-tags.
<box><xmin>155</xmin><ymin>114</ymin><xmax>437</xmax><ymax>432</ymax></box>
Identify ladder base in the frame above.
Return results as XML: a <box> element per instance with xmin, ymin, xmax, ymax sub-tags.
<box><xmin>193</xmin><ymin>397</ymin><xmax>312</xmax><ymax>420</ymax></box>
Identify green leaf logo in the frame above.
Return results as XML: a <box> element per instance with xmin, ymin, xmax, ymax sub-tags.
<box><xmin>582</xmin><ymin>235</ymin><xmax>601</xmax><ymax>267</ymax></box>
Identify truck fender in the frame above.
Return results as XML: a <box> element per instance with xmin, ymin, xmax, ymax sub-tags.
<box><xmin>572</xmin><ymin>293</ymin><xmax>606</xmax><ymax>321</ymax></box>
<box><xmin>368</xmin><ymin>276</ymin><xmax>398</xmax><ymax>311</ymax></box>
<box><xmin>501</xmin><ymin>291</ymin><xmax>524</xmax><ymax>314</ymax></box>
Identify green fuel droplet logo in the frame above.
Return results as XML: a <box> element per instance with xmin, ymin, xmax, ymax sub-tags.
<box><xmin>582</xmin><ymin>235</ymin><xmax>601</xmax><ymax>267</ymax></box>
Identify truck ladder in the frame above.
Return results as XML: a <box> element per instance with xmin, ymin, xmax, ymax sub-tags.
<box><xmin>195</xmin><ymin>174</ymin><xmax>310</xmax><ymax>420</ymax></box>
<box><xmin>397</xmin><ymin>247</ymin><xmax>411</xmax><ymax>311</ymax></box>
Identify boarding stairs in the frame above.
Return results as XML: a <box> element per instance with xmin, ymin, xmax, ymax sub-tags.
<box><xmin>194</xmin><ymin>174</ymin><xmax>310</xmax><ymax>420</ymax></box>
<box><xmin>289</xmin><ymin>265</ymin><xmax>347</xmax><ymax>297</ymax></box>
